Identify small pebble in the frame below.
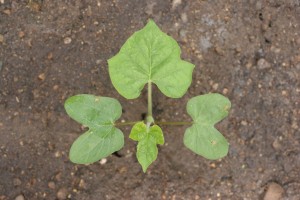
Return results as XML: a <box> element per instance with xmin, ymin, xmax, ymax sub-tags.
<box><xmin>272</xmin><ymin>139</ymin><xmax>281</xmax><ymax>150</ymax></box>
<box><xmin>296</xmin><ymin>37</ymin><xmax>300</xmax><ymax>45</ymax></box>
<box><xmin>241</xmin><ymin>120</ymin><xmax>248</xmax><ymax>126</ymax></box>
<box><xmin>47</xmin><ymin>52</ymin><xmax>53</xmax><ymax>60</ymax></box>
<box><xmin>13</xmin><ymin>178</ymin><xmax>22</xmax><ymax>186</ymax></box>
<box><xmin>18</xmin><ymin>31</ymin><xmax>25</xmax><ymax>38</ymax></box>
<box><xmin>0</xmin><ymin>0</ymin><xmax>4</xmax><ymax>4</ymax></box>
<box><xmin>0</xmin><ymin>34</ymin><xmax>4</xmax><ymax>43</ymax></box>
<box><xmin>79</xmin><ymin>179</ymin><xmax>86</xmax><ymax>189</ymax></box>
<box><xmin>212</xmin><ymin>83</ymin><xmax>219</xmax><ymax>90</ymax></box>
<box><xmin>100</xmin><ymin>158</ymin><xmax>107</xmax><ymax>165</ymax></box>
<box><xmin>15</xmin><ymin>194</ymin><xmax>25</xmax><ymax>200</ymax></box>
<box><xmin>281</xmin><ymin>90</ymin><xmax>287</xmax><ymax>96</ymax></box>
<box><xmin>181</xmin><ymin>13</ymin><xmax>188</xmax><ymax>23</ymax></box>
<box><xmin>172</xmin><ymin>0</ymin><xmax>182</xmax><ymax>9</ymax></box>
<box><xmin>57</xmin><ymin>188</ymin><xmax>68</xmax><ymax>200</ymax></box>
<box><xmin>3</xmin><ymin>9</ymin><xmax>11</xmax><ymax>15</ymax></box>
<box><xmin>64</xmin><ymin>37</ymin><xmax>72</xmax><ymax>44</ymax></box>
<box><xmin>257</xmin><ymin>58</ymin><xmax>271</xmax><ymax>69</ymax></box>
<box><xmin>54</xmin><ymin>151</ymin><xmax>61</xmax><ymax>158</ymax></box>
<box><xmin>48</xmin><ymin>181</ymin><xmax>56</xmax><ymax>189</ymax></box>
<box><xmin>222</xmin><ymin>88</ymin><xmax>228</xmax><ymax>95</ymax></box>
<box><xmin>38</xmin><ymin>73</ymin><xmax>45</xmax><ymax>81</ymax></box>
<box><xmin>264</xmin><ymin>182</ymin><xmax>284</xmax><ymax>200</ymax></box>
<box><xmin>53</xmin><ymin>85</ymin><xmax>59</xmax><ymax>91</ymax></box>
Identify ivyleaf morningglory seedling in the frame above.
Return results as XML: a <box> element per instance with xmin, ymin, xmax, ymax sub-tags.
<box><xmin>65</xmin><ymin>20</ymin><xmax>231</xmax><ymax>172</ymax></box>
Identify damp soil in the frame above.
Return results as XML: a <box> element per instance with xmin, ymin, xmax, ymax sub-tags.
<box><xmin>0</xmin><ymin>1</ymin><xmax>300</xmax><ymax>200</ymax></box>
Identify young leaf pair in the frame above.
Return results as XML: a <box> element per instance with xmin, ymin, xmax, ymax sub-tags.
<box><xmin>65</xmin><ymin>20</ymin><xmax>231</xmax><ymax>172</ymax></box>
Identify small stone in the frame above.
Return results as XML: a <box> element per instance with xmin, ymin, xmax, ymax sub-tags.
<box><xmin>18</xmin><ymin>31</ymin><xmax>25</xmax><ymax>38</ymax></box>
<box><xmin>15</xmin><ymin>194</ymin><xmax>25</xmax><ymax>200</ymax></box>
<box><xmin>57</xmin><ymin>188</ymin><xmax>68</xmax><ymax>200</ymax></box>
<box><xmin>296</xmin><ymin>37</ymin><xmax>300</xmax><ymax>45</ymax></box>
<box><xmin>55</xmin><ymin>172</ymin><xmax>62</xmax><ymax>181</ymax></box>
<box><xmin>38</xmin><ymin>73</ymin><xmax>45</xmax><ymax>81</ymax></box>
<box><xmin>241</xmin><ymin>120</ymin><xmax>248</xmax><ymax>126</ymax></box>
<box><xmin>28</xmin><ymin>2</ymin><xmax>41</xmax><ymax>12</ymax></box>
<box><xmin>257</xmin><ymin>58</ymin><xmax>271</xmax><ymax>69</ymax></box>
<box><xmin>222</xmin><ymin>88</ymin><xmax>228</xmax><ymax>95</ymax></box>
<box><xmin>235</xmin><ymin>47</ymin><xmax>242</xmax><ymax>53</ymax></box>
<box><xmin>47</xmin><ymin>52</ymin><xmax>53</xmax><ymax>60</ymax></box>
<box><xmin>87</xmin><ymin>5</ymin><xmax>92</xmax><ymax>16</ymax></box>
<box><xmin>281</xmin><ymin>90</ymin><xmax>287</xmax><ymax>96</ymax></box>
<box><xmin>0</xmin><ymin>0</ymin><xmax>4</xmax><ymax>4</ymax></box>
<box><xmin>0</xmin><ymin>195</ymin><xmax>7</xmax><ymax>200</ymax></box>
<box><xmin>64</xmin><ymin>37</ymin><xmax>72</xmax><ymax>44</ymax></box>
<box><xmin>172</xmin><ymin>0</ymin><xmax>182</xmax><ymax>9</ymax></box>
<box><xmin>53</xmin><ymin>85</ymin><xmax>59</xmax><ymax>91</ymax></box>
<box><xmin>209</xmin><ymin>163</ymin><xmax>216</xmax><ymax>168</ymax></box>
<box><xmin>48</xmin><ymin>181</ymin><xmax>56</xmax><ymax>189</ymax></box>
<box><xmin>212</xmin><ymin>83</ymin><xmax>219</xmax><ymax>90</ymax></box>
<box><xmin>264</xmin><ymin>182</ymin><xmax>284</xmax><ymax>200</ymax></box>
<box><xmin>215</xmin><ymin>46</ymin><xmax>224</xmax><ymax>55</ymax></box>
<box><xmin>54</xmin><ymin>151</ymin><xmax>61</xmax><ymax>158</ymax></box>
<box><xmin>181</xmin><ymin>13</ymin><xmax>188</xmax><ymax>23</ymax></box>
<box><xmin>3</xmin><ymin>9</ymin><xmax>11</xmax><ymax>15</ymax></box>
<box><xmin>0</xmin><ymin>34</ymin><xmax>4</xmax><ymax>43</ymax></box>
<box><xmin>79</xmin><ymin>179</ymin><xmax>86</xmax><ymax>189</ymax></box>
<box><xmin>13</xmin><ymin>178</ymin><xmax>22</xmax><ymax>186</ymax></box>
<box><xmin>100</xmin><ymin>158</ymin><xmax>107</xmax><ymax>165</ymax></box>
<box><xmin>272</xmin><ymin>139</ymin><xmax>281</xmax><ymax>150</ymax></box>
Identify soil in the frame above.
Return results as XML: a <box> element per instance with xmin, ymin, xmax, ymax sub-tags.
<box><xmin>0</xmin><ymin>0</ymin><xmax>300</xmax><ymax>200</ymax></box>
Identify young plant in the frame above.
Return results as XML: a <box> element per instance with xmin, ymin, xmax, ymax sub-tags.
<box><xmin>64</xmin><ymin>20</ymin><xmax>231</xmax><ymax>172</ymax></box>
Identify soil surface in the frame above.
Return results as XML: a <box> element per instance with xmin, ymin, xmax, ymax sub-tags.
<box><xmin>1</xmin><ymin>0</ymin><xmax>300</xmax><ymax>200</ymax></box>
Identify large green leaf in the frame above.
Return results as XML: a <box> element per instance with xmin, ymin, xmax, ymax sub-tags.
<box><xmin>129</xmin><ymin>122</ymin><xmax>164</xmax><ymax>172</ymax></box>
<box><xmin>108</xmin><ymin>20</ymin><xmax>195</xmax><ymax>99</ymax></box>
<box><xmin>184</xmin><ymin>93</ymin><xmax>231</xmax><ymax>160</ymax></box>
<box><xmin>64</xmin><ymin>94</ymin><xmax>124</xmax><ymax>164</ymax></box>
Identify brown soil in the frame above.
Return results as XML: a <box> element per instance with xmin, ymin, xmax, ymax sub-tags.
<box><xmin>1</xmin><ymin>0</ymin><xmax>299</xmax><ymax>199</ymax></box>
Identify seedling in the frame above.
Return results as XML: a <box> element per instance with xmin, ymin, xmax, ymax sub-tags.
<box><xmin>64</xmin><ymin>20</ymin><xmax>231</xmax><ymax>172</ymax></box>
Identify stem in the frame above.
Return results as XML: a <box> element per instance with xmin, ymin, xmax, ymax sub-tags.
<box><xmin>155</xmin><ymin>121</ymin><xmax>193</xmax><ymax>126</ymax></box>
<box><xmin>146</xmin><ymin>81</ymin><xmax>154</xmax><ymax>127</ymax></box>
<box><xmin>114</xmin><ymin>121</ymin><xmax>140</xmax><ymax>127</ymax></box>
<box><xmin>147</xmin><ymin>81</ymin><xmax>152</xmax><ymax>118</ymax></box>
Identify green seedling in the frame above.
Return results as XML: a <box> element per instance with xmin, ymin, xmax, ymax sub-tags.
<box><xmin>64</xmin><ymin>20</ymin><xmax>231</xmax><ymax>172</ymax></box>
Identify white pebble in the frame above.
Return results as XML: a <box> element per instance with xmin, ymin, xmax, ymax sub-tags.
<box><xmin>64</xmin><ymin>37</ymin><xmax>72</xmax><ymax>44</ymax></box>
<box><xmin>100</xmin><ymin>158</ymin><xmax>107</xmax><ymax>165</ymax></box>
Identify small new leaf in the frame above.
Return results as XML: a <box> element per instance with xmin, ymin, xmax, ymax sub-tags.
<box><xmin>184</xmin><ymin>93</ymin><xmax>231</xmax><ymax>160</ymax></box>
<box><xmin>130</xmin><ymin>122</ymin><xmax>164</xmax><ymax>172</ymax></box>
<box><xmin>108</xmin><ymin>20</ymin><xmax>195</xmax><ymax>99</ymax></box>
<box><xmin>64</xmin><ymin>94</ymin><xmax>124</xmax><ymax>164</ymax></box>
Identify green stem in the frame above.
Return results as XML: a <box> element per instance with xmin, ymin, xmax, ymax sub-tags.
<box><xmin>155</xmin><ymin>121</ymin><xmax>193</xmax><ymax>126</ymax></box>
<box><xmin>146</xmin><ymin>81</ymin><xmax>154</xmax><ymax>127</ymax></box>
<box><xmin>114</xmin><ymin>121</ymin><xmax>140</xmax><ymax>127</ymax></box>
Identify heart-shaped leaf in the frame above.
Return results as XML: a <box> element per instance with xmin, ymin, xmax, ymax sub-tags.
<box><xmin>108</xmin><ymin>20</ymin><xmax>195</xmax><ymax>99</ymax></box>
<box><xmin>129</xmin><ymin>122</ymin><xmax>164</xmax><ymax>172</ymax></box>
<box><xmin>184</xmin><ymin>93</ymin><xmax>231</xmax><ymax>160</ymax></box>
<box><xmin>64</xmin><ymin>94</ymin><xmax>124</xmax><ymax>164</ymax></box>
